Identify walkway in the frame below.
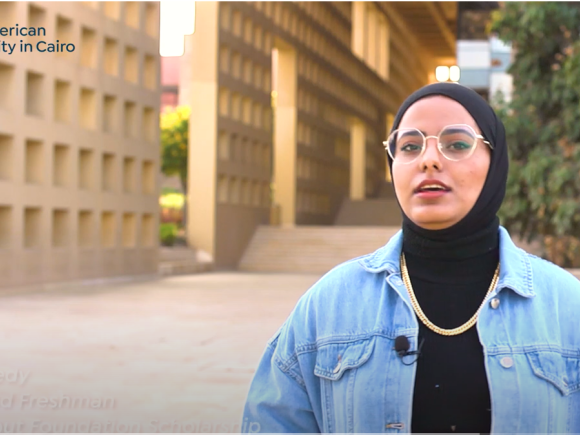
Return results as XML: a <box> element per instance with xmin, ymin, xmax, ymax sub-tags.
<box><xmin>0</xmin><ymin>272</ymin><xmax>320</xmax><ymax>433</ymax></box>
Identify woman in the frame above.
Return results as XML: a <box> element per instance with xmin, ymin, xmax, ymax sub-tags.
<box><xmin>242</xmin><ymin>83</ymin><xmax>580</xmax><ymax>433</ymax></box>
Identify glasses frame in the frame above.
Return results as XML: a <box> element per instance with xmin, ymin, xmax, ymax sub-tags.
<box><xmin>383</xmin><ymin>124</ymin><xmax>493</xmax><ymax>165</ymax></box>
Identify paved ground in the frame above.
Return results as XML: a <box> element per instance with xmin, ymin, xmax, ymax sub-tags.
<box><xmin>0</xmin><ymin>272</ymin><xmax>321</xmax><ymax>433</ymax></box>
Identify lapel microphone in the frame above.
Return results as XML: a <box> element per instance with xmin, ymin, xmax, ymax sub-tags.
<box><xmin>394</xmin><ymin>335</ymin><xmax>425</xmax><ymax>365</ymax></box>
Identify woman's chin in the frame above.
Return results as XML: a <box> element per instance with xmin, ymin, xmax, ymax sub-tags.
<box><xmin>408</xmin><ymin>212</ymin><xmax>459</xmax><ymax>230</ymax></box>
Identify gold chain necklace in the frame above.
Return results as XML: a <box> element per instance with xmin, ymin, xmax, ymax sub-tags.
<box><xmin>400</xmin><ymin>253</ymin><xmax>500</xmax><ymax>336</ymax></box>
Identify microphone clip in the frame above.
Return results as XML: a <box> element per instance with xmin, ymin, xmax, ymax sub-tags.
<box><xmin>396</xmin><ymin>337</ymin><xmax>425</xmax><ymax>366</ymax></box>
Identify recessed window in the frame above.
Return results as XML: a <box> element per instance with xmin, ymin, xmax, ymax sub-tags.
<box><xmin>53</xmin><ymin>144</ymin><xmax>70</xmax><ymax>187</ymax></box>
<box><xmin>0</xmin><ymin>3</ymin><xmax>16</xmax><ymax>28</ymax></box>
<box><xmin>100</xmin><ymin>211</ymin><xmax>116</xmax><ymax>248</ymax></box>
<box><xmin>219</xmin><ymin>88</ymin><xmax>230</xmax><ymax>117</ymax></box>
<box><xmin>218</xmin><ymin>132</ymin><xmax>229</xmax><ymax>160</ymax></box>
<box><xmin>54</xmin><ymin>80</ymin><xmax>71</xmax><ymax>123</ymax></box>
<box><xmin>25</xmin><ymin>139</ymin><xmax>43</xmax><ymax>184</ymax></box>
<box><xmin>103</xmin><ymin>95</ymin><xmax>117</xmax><ymax>133</ymax></box>
<box><xmin>123</xmin><ymin>157</ymin><xmax>135</xmax><ymax>193</ymax></box>
<box><xmin>124</xmin><ymin>101</ymin><xmax>137</xmax><ymax>138</ymax></box>
<box><xmin>27</xmin><ymin>5</ymin><xmax>46</xmax><ymax>43</ymax></box>
<box><xmin>81</xmin><ymin>27</ymin><xmax>97</xmax><ymax>69</ymax></box>
<box><xmin>141</xmin><ymin>214</ymin><xmax>154</xmax><ymax>247</ymax></box>
<box><xmin>142</xmin><ymin>107</ymin><xmax>155</xmax><ymax>142</ymax></box>
<box><xmin>0</xmin><ymin>62</ymin><xmax>15</xmax><ymax>110</ymax></box>
<box><xmin>104</xmin><ymin>2</ymin><xmax>120</xmax><ymax>20</ymax></box>
<box><xmin>232</xmin><ymin>10</ymin><xmax>242</xmax><ymax>36</ymax></box>
<box><xmin>0</xmin><ymin>206</ymin><xmax>11</xmax><ymax>249</ymax></box>
<box><xmin>143</xmin><ymin>55</ymin><xmax>156</xmax><ymax>90</ymax></box>
<box><xmin>0</xmin><ymin>134</ymin><xmax>13</xmax><ymax>181</ymax></box>
<box><xmin>104</xmin><ymin>38</ymin><xmax>119</xmax><ymax>76</ymax></box>
<box><xmin>78</xmin><ymin>210</ymin><xmax>93</xmax><ymax>248</ymax></box>
<box><xmin>79</xmin><ymin>149</ymin><xmax>94</xmax><ymax>190</ymax></box>
<box><xmin>102</xmin><ymin>153</ymin><xmax>116</xmax><ymax>191</ymax></box>
<box><xmin>26</xmin><ymin>71</ymin><xmax>44</xmax><ymax>117</ymax></box>
<box><xmin>24</xmin><ymin>207</ymin><xmax>41</xmax><ymax>248</ymax></box>
<box><xmin>124</xmin><ymin>2</ymin><xmax>140</xmax><ymax>28</ymax></box>
<box><xmin>56</xmin><ymin>16</ymin><xmax>72</xmax><ymax>58</ymax></box>
<box><xmin>122</xmin><ymin>213</ymin><xmax>136</xmax><ymax>248</ymax></box>
<box><xmin>145</xmin><ymin>3</ymin><xmax>158</xmax><ymax>38</ymax></box>
<box><xmin>142</xmin><ymin>160</ymin><xmax>155</xmax><ymax>195</ymax></box>
<box><xmin>218</xmin><ymin>176</ymin><xmax>228</xmax><ymax>203</ymax></box>
<box><xmin>52</xmin><ymin>209</ymin><xmax>69</xmax><ymax>248</ymax></box>
<box><xmin>124</xmin><ymin>46</ymin><xmax>138</xmax><ymax>84</ymax></box>
<box><xmin>80</xmin><ymin>88</ymin><xmax>96</xmax><ymax>130</ymax></box>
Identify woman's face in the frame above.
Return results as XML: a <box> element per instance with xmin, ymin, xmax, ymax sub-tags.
<box><xmin>391</xmin><ymin>96</ymin><xmax>491</xmax><ymax>230</ymax></box>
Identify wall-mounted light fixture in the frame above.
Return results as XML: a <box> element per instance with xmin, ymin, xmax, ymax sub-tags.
<box><xmin>449</xmin><ymin>66</ymin><xmax>461</xmax><ymax>82</ymax></box>
<box><xmin>435</xmin><ymin>65</ymin><xmax>461</xmax><ymax>83</ymax></box>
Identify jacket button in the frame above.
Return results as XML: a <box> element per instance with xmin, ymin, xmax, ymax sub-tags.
<box><xmin>333</xmin><ymin>362</ymin><xmax>341</xmax><ymax>374</ymax></box>
<box><xmin>500</xmin><ymin>356</ymin><xmax>513</xmax><ymax>368</ymax></box>
<box><xmin>490</xmin><ymin>298</ymin><xmax>500</xmax><ymax>309</ymax></box>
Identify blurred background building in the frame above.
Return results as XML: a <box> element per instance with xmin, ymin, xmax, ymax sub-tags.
<box><xmin>0</xmin><ymin>2</ymin><xmax>160</xmax><ymax>289</ymax></box>
<box><xmin>456</xmin><ymin>2</ymin><xmax>513</xmax><ymax>102</ymax></box>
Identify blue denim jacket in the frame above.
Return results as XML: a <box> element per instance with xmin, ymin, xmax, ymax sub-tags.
<box><xmin>242</xmin><ymin>227</ymin><xmax>580</xmax><ymax>433</ymax></box>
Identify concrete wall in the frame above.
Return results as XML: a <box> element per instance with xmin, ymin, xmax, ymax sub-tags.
<box><xmin>0</xmin><ymin>1</ymin><xmax>161</xmax><ymax>289</ymax></box>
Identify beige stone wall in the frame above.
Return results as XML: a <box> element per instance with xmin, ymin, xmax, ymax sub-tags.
<box><xmin>0</xmin><ymin>1</ymin><xmax>161</xmax><ymax>289</ymax></box>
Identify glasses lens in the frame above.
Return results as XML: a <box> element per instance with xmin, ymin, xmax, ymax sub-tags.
<box><xmin>388</xmin><ymin>129</ymin><xmax>424</xmax><ymax>163</ymax></box>
<box><xmin>439</xmin><ymin>126</ymin><xmax>477</xmax><ymax>161</ymax></box>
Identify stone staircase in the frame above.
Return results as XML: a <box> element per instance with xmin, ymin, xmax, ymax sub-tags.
<box><xmin>238</xmin><ymin>225</ymin><xmax>580</xmax><ymax>278</ymax></box>
<box><xmin>238</xmin><ymin>226</ymin><xmax>401</xmax><ymax>274</ymax></box>
<box><xmin>159</xmin><ymin>247</ymin><xmax>213</xmax><ymax>276</ymax></box>
<box><xmin>334</xmin><ymin>198</ymin><xmax>402</xmax><ymax>226</ymax></box>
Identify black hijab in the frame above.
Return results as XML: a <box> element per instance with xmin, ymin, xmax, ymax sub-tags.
<box><xmin>388</xmin><ymin>82</ymin><xmax>509</xmax><ymax>243</ymax></box>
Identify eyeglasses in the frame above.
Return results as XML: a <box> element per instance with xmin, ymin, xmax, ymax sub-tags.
<box><xmin>383</xmin><ymin>124</ymin><xmax>493</xmax><ymax>165</ymax></box>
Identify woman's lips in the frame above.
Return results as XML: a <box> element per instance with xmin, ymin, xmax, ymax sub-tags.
<box><xmin>414</xmin><ymin>190</ymin><xmax>450</xmax><ymax>199</ymax></box>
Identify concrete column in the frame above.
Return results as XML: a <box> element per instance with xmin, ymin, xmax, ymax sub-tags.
<box><xmin>366</xmin><ymin>5</ymin><xmax>377</xmax><ymax>70</ymax></box>
<box><xmin>272</xmin><ymin>41</ymin><xmax>297</xmax><ymax>227</ymax></box>
<box><xmin>180</xmin><ymin>2</ymin><xmax>219</xmax><ymax>258</ymax></box>
<box><xmin>351</xmin><ymin>3</ymin><xmax>365</xmax><ymax>61</ymax></box>
<box><xmin>350</xmin><ymin>119</ymin><xmax>366</xmax><ymax>200</ymax></box>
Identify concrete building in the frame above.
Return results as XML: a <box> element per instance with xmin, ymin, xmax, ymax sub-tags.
<box><xmin>456</xmin><ymin>2</ymin><xmax>513</xmax><ymax>102</ymax></box>
<box><xmin>178</xmin><ymin>2</ymin><xmax>458</xmax><ymax>268</ymax></box>
<box><xmin>0</xmin><ymin>1</ymin><xmax>161</xmax><ymax>289</ymax></box>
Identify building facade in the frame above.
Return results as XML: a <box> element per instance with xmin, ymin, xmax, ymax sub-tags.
<box><xmin>179</xmin><ymin>2</ymin><xmax>458</xmax><ymax>268</ymax></box>
<box><xmin>456</xmin><ymin>2</ymin><xmax>513</xmax><ymax>102</ymax></box>
<box><xmin>0</xmin><ymin>1</ymin><xmax>161</xmax><ymax>289</ymax></box>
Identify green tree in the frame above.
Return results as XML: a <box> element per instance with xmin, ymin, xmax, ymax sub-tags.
<box><xmin>160</xmin><ymin>105</ymin><xmax>190</xmax><ymax>228</ymax></box>
<box><xmin>492</xmin><ymin>2</ymin><xmax>580</xmax><ymax>267</ymax></box>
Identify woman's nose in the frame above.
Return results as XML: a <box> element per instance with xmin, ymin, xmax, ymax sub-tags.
<box><xmin>419</xmin><ymin>136</ymin><xmax>442</xmax><ymax>169</ymax></box>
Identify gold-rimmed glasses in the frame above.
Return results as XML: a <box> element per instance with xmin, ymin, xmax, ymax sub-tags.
<box><xmin>383</xmin><ymin>124</ymin><xmax>493</xmax><ymax>165</ymax></box>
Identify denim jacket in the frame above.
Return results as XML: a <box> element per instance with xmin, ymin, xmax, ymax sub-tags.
<box><xmin>242</xmin><ymin>227</ymin><xmax>580</xmax><ymax>434</ymax></box>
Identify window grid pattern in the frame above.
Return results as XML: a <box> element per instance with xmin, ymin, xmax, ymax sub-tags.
<box><xmin>0</xmin><ymin>2</ymin><xmax>160</xmax><ymax>288</ymax></box>
<box><xmin>218</xmin><ymin>3</ymin><xmax>273</xmax><ymax>211</ymax></box>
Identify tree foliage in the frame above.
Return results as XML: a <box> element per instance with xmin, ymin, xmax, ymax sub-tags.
<box><xmin>160</xmin><ymin>106</ymin><xmax>190</xmax><ymax>193</ymax></box>
<box><xmin>492</xmin><ymin>2</ymin><xmax>580</xmax><ymax>267</ymax></box>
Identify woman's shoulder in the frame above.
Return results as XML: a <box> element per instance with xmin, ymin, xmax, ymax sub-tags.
<box><xmin>270</xmin><ymin>254</ymin><xmax>391</xmax><ymax>353</ymax></box>
<box><xmin>500</xmin><ymin>227</ymin><xmax>580</xmax><ymax>298</ymax></box>
<box><xmin>300</xmin><ymin>252</ymin><xmax>390</xmax><ymax>303</ymax></box>
<box><xmin>524</xmin><ymin>251</ymin><xmax>580</xmax><ymax>299</ymax></box>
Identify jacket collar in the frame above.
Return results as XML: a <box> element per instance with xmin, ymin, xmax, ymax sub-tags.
<box><xmin>358</xmin><ymin>226</ymin><xmax>535</xmax><ymax>298</ymax></box>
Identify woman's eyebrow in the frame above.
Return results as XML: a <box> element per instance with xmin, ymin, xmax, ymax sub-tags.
<box><xmin>399</xmin><ymin>129</ymin><xmax>424</xmax><ymax>136</ymax></box>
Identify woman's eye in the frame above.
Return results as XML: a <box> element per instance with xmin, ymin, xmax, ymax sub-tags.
<box><xmin>400</xmin><ymin>142</ymin><xmax>422</xmax><ymax>152</ymax></box>
<box><xmin>445</xmin><ymin>141</ymin><xmax>471</xmax><ymax>150</ymax></box>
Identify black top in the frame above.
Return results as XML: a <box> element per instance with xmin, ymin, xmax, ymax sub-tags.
<box><xmin>404</xmin><ymin>219</ymin><xmax>500</xmax><ymax>434</ymax></box>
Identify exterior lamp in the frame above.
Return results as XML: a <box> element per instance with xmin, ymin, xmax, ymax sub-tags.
<box><xmin>449</xmin><ymin>66</ymin><xmax>461</xmax><ymax>82</ymax></box>
<box><xmin>435</xmin><ymin>66</ymin><xmax>450</xmax><ymax>82</ymax></box>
